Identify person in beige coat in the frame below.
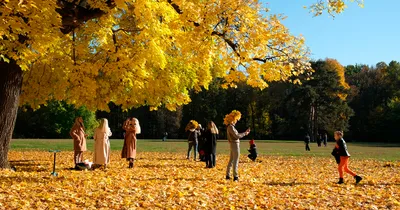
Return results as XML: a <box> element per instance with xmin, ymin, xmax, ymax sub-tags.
<box><xmin>93</xmin><ymin>118</ymin><xmax>112</xmax><ymax>168</ymax></box>
<box><xmin>121</xmin><ymin>118</ymin><xmax>141</xmax><ymax>168</ymax></box>
<box><xmin>70</xmin><ymin>117</ymin><xmax>87</xmax><ymax>167</ymax></box>
<box><xmin>224</xmin><ymin>110</ymin><xmax>250</xmax><ymax>181</ymax></box>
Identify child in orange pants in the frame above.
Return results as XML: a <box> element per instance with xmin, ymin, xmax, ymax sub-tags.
<box><xmin>333</xmin><ymin>131</ymin><xmax>362</xmax><ymax>184</ymax></box>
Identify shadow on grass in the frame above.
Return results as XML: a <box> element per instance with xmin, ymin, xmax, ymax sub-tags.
<box><xmin>9</xmin><ymin>160</ymin><xmax>50</xmax><ymax>172</ymax></box>
<box><xmin>0</xmin><ymin>175</ymin><xmax>50</xmax><ymax>183</ymax></box>
<box><xmin>139</xmin><ymin>164</ymin><xmax>194</xmax><ymax>169</ymax></box>
<box><xmin>351</xmin><ymin>143</ymin><xmax>400</xmax><ymax>148</ymax></box>
<box><xmin>356</xmin><ymin>183</ymin><xmax>400</xmax><ymax>186</ymax></box>
<box><xmin>263</xmin><ymin>181</ymin><xmax>317</xmax><ymax>186</ymax></box>
<box><xmin>130</xmin><ymin>177</ymin><xmax>206</xmax><ymax>181</ymax></box>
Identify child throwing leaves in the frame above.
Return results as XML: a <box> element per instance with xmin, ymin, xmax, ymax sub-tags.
<box><xmin>247</xmin><ymin>139</ymin><xmax>258</xmax><ymax>161</ymax></box>
<box><xmin>332</xmin><ymin>131</ymin><xmax>362</xmax><ymax>184</ymax></box>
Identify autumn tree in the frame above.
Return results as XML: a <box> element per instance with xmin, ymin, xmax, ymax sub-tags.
<box><xmin>0</xmin><ymin>0</ymin><xmax>362</xmax><ymax>168</ymax></box>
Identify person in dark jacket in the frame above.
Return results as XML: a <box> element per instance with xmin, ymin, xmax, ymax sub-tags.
<box><xmin>247</xmin><ymin>139</ymin><xmax>258</xmax><ymax>161</ymax></box>
<box><xmin>332</xmin><ymin>131</ymin><xmax>362</xmax><ymax>184</ymax></box>
<box><xmin>317</xmin><ymin>133</ymin><xmax>322</xmax><ymax>147</ymax></box>
<box><xmin>204</xmin><ymin>121</ymin><xmax>218</xmax><ymax>168</ymax></box>
<box><xmin>186</xmin><ymin>120</ymin><xmax>199</xmax><ymax>160</ymax></box>
<box><xmin>304</xmin><ymin>133</ymin><xmax>311</xmax><ymax>151</ymax></box>
<box><xmin>197</xmin><ymin>124</ymin><xmax>207</xmax><ymax>162</ymax></box>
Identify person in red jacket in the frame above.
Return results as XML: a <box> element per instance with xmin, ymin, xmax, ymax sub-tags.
<box><xmin>332</xmin><ymin>131</ymin><xmax>362</xmax><ymax>184</ymax></box>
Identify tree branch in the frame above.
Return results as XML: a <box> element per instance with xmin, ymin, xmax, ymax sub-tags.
<box><xmin>211</xmin><ymin>31</ymin><xmax>240</xmax><ymax>57</ymax></box>
<box><xmin>56</xmin><ymin>0</ymin><xmax>116</xmax><ymax>34</ymax></box>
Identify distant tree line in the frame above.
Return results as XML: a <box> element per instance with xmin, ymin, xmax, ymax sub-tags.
<box><xmin>13</xmin><ymin>59</ymin><xmax>400</xmax><ymax>142</ymax></box>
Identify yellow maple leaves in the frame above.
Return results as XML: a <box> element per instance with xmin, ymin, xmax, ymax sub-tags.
<box><xmin>1</xmin><ymin>150</ymin><xmax>399</xmax><ymax>209</ymax></box>
<box><xmin>0</xmin><ymin>1</ymin><xmax>361</xmax><ymax>111</ymax></box>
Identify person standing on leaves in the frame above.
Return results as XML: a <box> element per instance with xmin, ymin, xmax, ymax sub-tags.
<box><xmin>93</xmin><ymin>118</ymin><xmax>112</xmax><ymax>169</ymax></box>
<box><xmin>204</xmin><ymin>121</ymin><xmax>218</xmax><ymax>168</ymax></box>
<box><xmin>224</xmin><ymin>110</ymin><xmax>250</xmax><ymax>181</ymax></box>
<box><xmin>121</xmin><ymin>118</ymin><xmax>141</xmax><ymax>168</ymax></box>
<box><xmin>70</xmin><ymin>117</ymin><xmax>87</xmax><ymax>168</ymax></box>
<box><xmin>317</xmin><ymin>133</ymin><xmax>322</xmax><ymax>147</ymax></box>
<box><xmin>332</xmin><ymin>131</ymin><xmax>362</xmax><ymax>184</ymax></box>
<box><xmin>186</xmin><ymin>120</ymin><xmax>200</xmax><ymax>161</ymax></box>
<box><xmin>304</xmin><ymin>133</ymin><xmax>311</xmax><ymax>151</ymax></box>
<box><xmin>198</xmin><ymin>124</ymin><xmax>207</xmax><ymax>162</ymax></box>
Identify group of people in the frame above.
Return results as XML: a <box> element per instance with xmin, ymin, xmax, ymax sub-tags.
<box><xmin>70</xmin><ymin>110</ymin><xmax>362</xmax><ymax>184</ymax></box>
<box><xmin>69</xmin><ymin>117</ymin><xmax>140</xmax><ymax>169</ymax></box>
<box><xmin>304</xmin><ymin>132</ymin><xmax>328</xmax><ymax>151</ymax></box>
<box><xmin>185</xmin><ymin>120</ymin><xmax>219</xmax><ymax>168</ymax></box>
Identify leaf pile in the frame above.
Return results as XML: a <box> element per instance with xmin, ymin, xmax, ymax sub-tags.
<box><xmin>1</xmin><ymin>151</ymin><xmax>399</xmax><ymax>209</ymax></box>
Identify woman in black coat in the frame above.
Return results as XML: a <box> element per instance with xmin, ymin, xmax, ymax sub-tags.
<box><xmin>204</xmin><ymin>121</ymin><xmax>218</xmax><ymax>168</ymax></box>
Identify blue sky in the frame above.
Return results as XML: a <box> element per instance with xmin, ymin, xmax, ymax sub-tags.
<box><xmin>262</xmin><ymin>0</ymin><xmax>400</xmax><ymax>66</ymax></box>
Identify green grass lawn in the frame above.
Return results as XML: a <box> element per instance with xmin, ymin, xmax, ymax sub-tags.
<box><xmin>10</xmin><ymin>139</ymin><xmax>400</xmax><ymax>161</ymax></box>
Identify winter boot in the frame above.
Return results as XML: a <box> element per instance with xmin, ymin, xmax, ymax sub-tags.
<box><xmin>337</xmin><ymin>178</ymin><xmax>344</xmax><ymax>184</ymax></box>
<box><xmin>354</xmin><ymin>175</ymin><xmax>362</xmax><ymax>184</ymax></box>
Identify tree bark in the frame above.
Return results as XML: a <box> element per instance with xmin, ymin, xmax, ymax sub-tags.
<box><xmin>0</xmin><ymin>60</ymin><xmax>23</xmax><ymax>168</ymax></box>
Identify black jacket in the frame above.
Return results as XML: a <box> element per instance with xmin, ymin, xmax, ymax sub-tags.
<box><xmin>336</xmin><ymin>138</ymin><xmax>350</xmax><ymax>156</ymax></box>
<box><xmin>188</xmin><ymin>130</ymin><xmax>199</xmax><ymax>143</ymax></box>
<box><xmin>248</xmin><ymin>144</ymin><xmax>257</xmax><ymax>156</ymax></box>
<box><xmin>204</xmin><ymin>130</ymin><xmax>218</xmax><ymax>154</ymax></box>
<box><xmin>304</xmin><ymin>135</ymin><xmax>310</xmax><ymax>144</ymax></box>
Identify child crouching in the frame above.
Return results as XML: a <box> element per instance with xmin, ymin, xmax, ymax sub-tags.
<box><xmin>247</xmin><ymin>139</ymin><xmax>258</xmax><ymax>161</ymax></box>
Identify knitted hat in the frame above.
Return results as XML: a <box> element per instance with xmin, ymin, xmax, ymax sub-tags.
<box><xmin>249</xmin><ymin>139</ymin><xmax>255</xmax><ymax>145</ymax></box>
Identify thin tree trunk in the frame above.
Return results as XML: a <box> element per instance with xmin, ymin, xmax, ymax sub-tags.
<box><xmin>250</xmin><ymin>102</ymin><xmax>256</xmax><ymax>139</ymax></box>
<box><xmin>0</xmin><ymin>60</ymin><xmax>23</xmax><ymax>168</ymax></box>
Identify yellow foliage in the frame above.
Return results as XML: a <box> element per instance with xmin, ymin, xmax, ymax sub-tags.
<box><xmin>223</xmin><ymin>110</ymin><xmax>242</xmax><ymax>125</ymax></box>
<box><xmin>325</xmin><ymin>58</ymin><xmax>350</xmax><ymax>100</ymax></box>
<box><xmin>185</xmin><ymin>120</ymin><xmax>199</xmax><ymax>131</ymax></box>
<box><xmin>0</xmin><ymin>1</ymin><xmax>359</xmax><ymax>111</ymax></box>
<box><xmin>308</xmin><ymin>0</ymin><xmax>364</xmax><ymax>17</ymax></box>
<box><xmin>1</xmin><ymin>151</ymin><xmax>399</xmax><ymax>209</ymax></box>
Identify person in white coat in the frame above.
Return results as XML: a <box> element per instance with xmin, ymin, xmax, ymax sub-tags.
<box><xmin>93</xmin><ymin>118</ymin><xmax>112</xmax><ymax>168</ymax></box>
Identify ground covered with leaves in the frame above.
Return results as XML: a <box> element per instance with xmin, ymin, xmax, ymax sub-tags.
<box><xmin>1</xmin><ymin>151</ymin><xmax>400</xmax><ymax>209</ymax></box>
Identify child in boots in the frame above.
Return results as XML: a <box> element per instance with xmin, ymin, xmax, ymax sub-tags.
<box><xmin>247</xmin><ymin>139</ymin><xmax>258</xmax><ymax>161</ymax></box>
<box><xmin>332</xmin><ymin>131</ymin><xmax>362</xmax><ymax>184</ymax></box>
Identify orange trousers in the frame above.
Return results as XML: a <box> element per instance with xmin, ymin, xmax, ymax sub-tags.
<box><xmin>338</xmin><ymin>156</ymin><xmax>356</xmax><ymax>178</ymax></box>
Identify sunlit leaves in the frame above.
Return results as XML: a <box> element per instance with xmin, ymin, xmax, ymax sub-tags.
<box><xmin>1</xmin><ymin>1</ymin><xmax>359</xmax><ymax>111</ymax></box>
<box><xmin>1</xmin><ymin>151</ymin><xmax>399</xmax><ymax>209</ymax></box>
<box><xmin>308</xmin><ymin>0</ymin><xmax>364</xmax><ymax>17</ymax></box>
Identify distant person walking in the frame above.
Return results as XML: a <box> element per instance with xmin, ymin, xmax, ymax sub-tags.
<box><xmin>224</xmin><ymin>110</ymin><xmax>250</xmax><ymax>181</ymax></box>
<box><xmin>162</xmin><ymin>132</ymin><xmax>168</xmax><ymax>141</ymax></box>
<box><xmin>121</xmin><ymin>118</ymin><xmax>141</xmax><ymax>168</ymax></box>
<box><xmin>304</xmin><ymin>133</ymin><xmax>311</xmax><ymax>151</ymax></box>
<box><xmin>323</xmin><ymin>133</ymin><xmax>328</xmax><ymax>147</ymax></box>
<box><xmin>204</xmin><ymin>121</ymin><xmax>218</xmax><ymax>168</ymax></box>
<box><xmin>70</xmin><ymin>117</ymin><xmax>87</xmax><ymax>168</ymax></box>
<box><xmin>93</xmin><ymin>118</ymin><xmax>112</xmax><ymax>168</ymax></box>
<box><xmin>317</xmin><ymin>133</ymin><xmax>322</xmax><ymax>147</ymax></box>
<box><xmin>331</xmin><ymin>131</ymin><xmax>362</xmax><ymax>184</ymax></box>
<box><xmin>186</xmin><ymin>120</ymin><xmax>200</xmax><ymax>160</ymax></box>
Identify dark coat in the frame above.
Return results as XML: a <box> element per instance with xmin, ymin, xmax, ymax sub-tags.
<box><xmin>204</xmin><ymin>130</ymin><xmax>218</xmax><ymax>154</ymax></box>
<box><xmin>187</xmin><ymin>130</ymin><xmax>199</xmax><ymax>143</ymax></box>
<box><xmin>248</xmin><ymin>144</ymin><xmax>257</xmax><ymax>157</ymax></box>
<box><xmin>304</xmin><ymin>135</ymin><xmax>310</xmax><ymax>144</ymax></box>
<box><xmin>336</xmin><ymin>138</ymin><xmax>350</xmax><ymax>156</ymax></box>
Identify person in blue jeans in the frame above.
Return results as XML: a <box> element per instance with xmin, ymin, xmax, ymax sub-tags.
<box><xmin>186</xmin><ymin>120</ymin><xmax>200</xmax><ymax>160</ymax></box>
<box><xmin>224</xmin><ymin>110</ymin><xmax>250</xmax><ymax>181</ymax></box>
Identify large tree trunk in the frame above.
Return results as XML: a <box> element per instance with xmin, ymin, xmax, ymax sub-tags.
<box><xmin>0</xmin><ymin>60</ymin><xmax>23</xmax><ymax>168</ymax></box>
